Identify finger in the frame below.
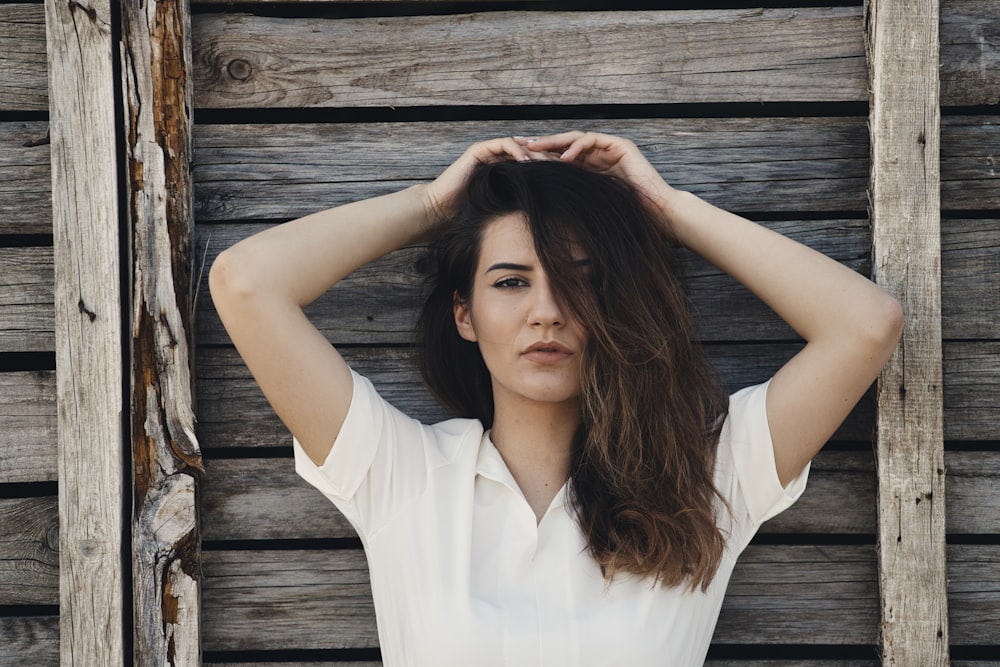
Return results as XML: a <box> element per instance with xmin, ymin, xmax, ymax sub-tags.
<box><xmin>519</xmin><ymin>131</ymin><xmax>586</xmax><ymax>153</ymax></box>
<box><xmin>558</xmin><ymin>132</ymin><xmax>608</xmax><ymax>162</ymax></box>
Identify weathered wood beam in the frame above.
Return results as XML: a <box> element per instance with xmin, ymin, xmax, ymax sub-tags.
<box><xmin>43</xmin><ymin>0</ymin><xmax>124</xmax><ymax>661</ymax></box>
<box><xmin>197</xmin><ymin>544</ymin><xmax>1000</xmax><ymax>651</ymax></box>
<box><xmin>119</xmin><ymin>0</ymin><xmax>202</xmax><ymax>662</ymax></box>
<box><xmin>192</xmin><ymin>8</ymin><xmax>868</xmax><ymax>108</ymax></box>
<box><xmin>866</xmin><ymin>0</ymin><xmax>949</xmax><ymax>663</ymax></box>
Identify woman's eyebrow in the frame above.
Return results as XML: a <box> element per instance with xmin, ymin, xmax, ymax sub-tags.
<box><xmin>485</xmin><ymin>262</ymin><xmax>533</xmax><ymax>273</ymax></box>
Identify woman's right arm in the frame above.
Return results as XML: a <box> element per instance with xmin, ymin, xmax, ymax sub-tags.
<box><xmin>209</xmin><ymin>138</ymin><xmax>536</xmax><ymax>466</ymax></box>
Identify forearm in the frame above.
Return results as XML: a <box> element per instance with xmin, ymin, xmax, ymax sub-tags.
<box><xmin>211</xmin><ymin>184</ymin><xmax>433</xmax><ymax>308</ymax></box>
<box><xmin>654</xmin><ymin>189</ymin><xmax>899</xmax><ymax>345</ymax></box>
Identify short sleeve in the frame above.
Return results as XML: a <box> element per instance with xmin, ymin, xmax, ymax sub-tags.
<box><xmin>292</xmin><ymin>370</ymin><xmax>453</xmax><ymax>537</ymax></box>
<box><xmin>716</xmin><ymin>380</ymin><xmax>810</xmax><ymax>548</ymax></box>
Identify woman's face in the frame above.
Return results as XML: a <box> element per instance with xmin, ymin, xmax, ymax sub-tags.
<box><xmin>453</xmin><ymin>213</ymin><xmax>588</xmax><ymax>412</ymax></box>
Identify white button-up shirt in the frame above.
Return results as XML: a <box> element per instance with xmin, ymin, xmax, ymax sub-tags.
<box><xmin>294</xmin><ymin>371</ymin><xmax>808</xmax><ymax>666</ymax></box>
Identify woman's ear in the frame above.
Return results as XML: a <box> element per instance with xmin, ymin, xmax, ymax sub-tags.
<box><xmin>453</xmin><ymin>292</ymin><xmax>478</xmax><ymax>342</ymax></box>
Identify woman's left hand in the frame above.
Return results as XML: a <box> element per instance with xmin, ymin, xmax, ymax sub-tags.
<box><xmin>515</xmin><ymin>131</ymin><xmax>678</xmax><ymax>218</ymax></box>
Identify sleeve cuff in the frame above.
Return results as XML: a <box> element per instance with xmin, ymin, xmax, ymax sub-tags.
<box><xmin>292</xmin><ymin>369</ymin><xmax>379</xmax><ymax>501</ymax></box>
<box><xmin>729</xmin><ymin>380</ymin><xmax>811</xmax><ymax>526</ymax></box>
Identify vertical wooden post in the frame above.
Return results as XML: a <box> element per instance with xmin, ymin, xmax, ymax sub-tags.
<box><xmin>120</xmin><ymin>0</ymin><xmax>203</xmax><ymax>662</ymax></box>
<box><xmin>866</xmin><ymin>0</ymin><xmax>949</xmax><ymax>664</ymax></box>
<box><xmin>44</xmin><ymin>0</ymin><xmax>125</xmax><ymax>663</ymax></box>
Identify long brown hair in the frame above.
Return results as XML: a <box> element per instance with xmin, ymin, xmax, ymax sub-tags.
<box><xmin>417</xmin><ymin>159</ymin><xmax>729</xmax><ymax>590</ymax></box>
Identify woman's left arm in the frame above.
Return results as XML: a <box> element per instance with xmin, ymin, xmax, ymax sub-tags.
<box><xmin>523</xmin><ymin>131</ymin><xmax>903</xmax><ymax>486</ymax></box>
<box><xmin>658</xmin><ymin>189</ymin><xmax>903</xmax><ymax>485</ymax></box>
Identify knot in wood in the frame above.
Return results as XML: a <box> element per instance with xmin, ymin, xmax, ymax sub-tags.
<box><xmin>227</xmin><ymin>59</ymin><xmax>253</xmax><ymax>82</ymax></box>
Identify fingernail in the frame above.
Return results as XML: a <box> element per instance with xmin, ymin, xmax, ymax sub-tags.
<box><xmin>527</xmin><ymin>138</ymin><xmax>539</xmax><ymax>143</ymax></box>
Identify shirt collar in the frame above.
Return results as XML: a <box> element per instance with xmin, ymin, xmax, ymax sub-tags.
<box><xmin>475</xmin><ymin>431</ymin><xmax>569</xmax><ymax>511</ymax></box>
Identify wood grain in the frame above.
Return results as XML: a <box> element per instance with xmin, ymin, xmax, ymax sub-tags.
<box><xmin>194</xmin><ymin>343</ymin><xmax>875</xmax><ymax>448</ymax></box>
<box><xmin>0</xmin><ymin>5</ymin><xmax>47</xmax><ymax>112</ymax></box>
<box><xmin>0</xmin><ymin>122</ymin><xmax>51</xmax><ymax>235</ymax></box>
<box><xmin>3</xmin><ymin>3</ymin><xmax>997</xmax><ymax>113</ymax></box>
<box><xmin>867</xmin><ymin>0</ymin><xmax>949</xmax><ymax>662</ymax></box>
<box><xmin>192</xmin><ymin>9</ymin><xmax>867</xmax><ymax>108</ymax></box>
<box><xmin>194</xmin><ymin>218</ymin><xmax>871</xmax><ymax>346</ymax></box>
<box><xmin>0</xmin><ymin>247</ymin><xmax>53</xmax><ymax>353</ymax></box>
<box><xmin>0</xmin><ymin>616</ymin><xmax>60</xmax><ymax>667</ymax></box>
<box><xmin>0</xmin><ymin>497</ymin><xmax>59</xmax><ymax>605</ymax></box>
<box><xmin>0</xmin><ymin>370</ymin><xmax>56</xmax><ymax>483</ymax></box>
<box><xmin>196</xmin><ymin>450</ymin><xmax>1000</xmax><ymax>542</ymax></box>
<box><xmin>44</xmin><ymin>0</ymin><xmax>125</xmax><ymax>660</ymax></box>
<box><xmin>192</xmin><ymin>118</ymin><xmax>869</xmax><ymax>221</ymax></box>
<box><xmin>120</xmin><ymin>0</ymin><xmax>203</xmax><ymax>660</ymax></box>
<box><xmin>939</xmin><ymin>0</ymin><xmax>1000</xmax><ymax>106</ymax></box>
<box><xmin>198</xmin><ymin>545</ymin><xmax>1000</xmax><ymax>650</ymax></box>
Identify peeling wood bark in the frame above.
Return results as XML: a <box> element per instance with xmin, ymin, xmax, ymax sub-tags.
<box><xmin>120</xmin><ymin>0</ymin><xmax>202</xmax><ymax>663</ymax></box>
<box><xmin>43</xmin><ymin>0</ymin><xmax>125</xmax><ymax>662</ymax></box>
<box><xmin>866</xmin><ymin>0</ymin><xmax>949</xmax><ymax>664</ymax></box>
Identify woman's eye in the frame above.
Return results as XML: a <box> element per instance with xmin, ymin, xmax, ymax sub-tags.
<box><xmin>493</xmin><ymin>277</ymin><xmax>526</xmax><ymax>289</ymax></box>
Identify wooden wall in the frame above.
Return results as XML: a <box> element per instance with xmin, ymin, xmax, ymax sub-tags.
<box><xmin>1</xmin><ymin>0</ymin><xmax>998</xmax><ymax>664</ymax></box>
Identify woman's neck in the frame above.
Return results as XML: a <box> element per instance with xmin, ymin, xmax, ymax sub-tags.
<box><xmin>489</xmin><ymin>396</ymin><xmax>579</xmax><ymax>522</ymax></box>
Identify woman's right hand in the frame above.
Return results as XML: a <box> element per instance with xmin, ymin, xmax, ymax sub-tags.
<box><xmin>421</xmin><ymin>137</ymin><xmax>552</xmax><ymax>231</ymax></box>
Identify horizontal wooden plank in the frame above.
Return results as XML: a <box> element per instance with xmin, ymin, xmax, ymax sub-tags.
<box><xmin>0</xmin><ymin>616</ymin><xmax>59</xmax><ymax>667</ymax></box>
<box><xmin>195</xmin><ymin>341</ymin><xmax>1000</xmax><ymax>446</ymax></box>
<box><xmin>942</xmin><ymin>218</ymin><xmax>1000</xmax><ymax>340</ymax></box>
<box><xmin>0</xmin><ymin>5</ymin><xmax>47</xmax><ymax>112</ymax></box>
<box><xmin>192</xmin><ymin>118</ymin><xmax>869</xmax><ymax>222</ymax></box>
<box><xmin>199</xmin><ymin>449</ymin><xmax>1000</xmax><ymax>541</ymax></box>
<box><xmin>943</xmin><ymin>341</ymin><xmax>1000</xmax><ymax>441</ymax></box>
<box><xmin>194</xmin><ymin>343</ymin><xmax>875</xmax><ymax>449</ymax></box>
<box><xmin>0</xmin><ymin>122</ymin><xmax>51</xmax><ymax>235</ymax></box>
<box><xmin>940</xmin><ymin>116</ymin><xmax>1000</xmax><ymax>211</ymax></box>
<box><xmin>0</xmin><ymin>247</ymin><xmax>53</xmax><ymax>352</ymax></box>
<box><xmin>3</xmin><ymin>4</ymin><xmax>995</xmax><ymax>113</ymax></box>
<box><xmin>0</xmin><ymin>370</ymin><xmax>56</xmax><ymax>483</ymax></box>
<box><xmin>199</xmin><ymin>545</ymin><xmax>1000</xmax><ymax>650</ymax></box>
<box><xmin>0</xmin><ymin>497</ymin><xmax>59</xmax><ymax>605</ymax></box>
<box><xmin>939</xmin><ymin>0</ymin><xmax>1000</xmax><ymax>106</ymax></box>
<box><xmin>192</xmin><ymin>9</ymin><xmax>867</xmax><ymax>108</ymax></box>
<box><xmin>195</xmin><ymin>217</ymin><xmax>872</xmax><ymax>346</ymax></box>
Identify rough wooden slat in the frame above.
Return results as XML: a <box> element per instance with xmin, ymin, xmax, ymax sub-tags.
<box><xmin>940</xmin><ymin>116</ymin><xmax>1000</xmax><ymax>211</ymax></box>
<box><xmin>44</xmin><ymin>0</ymin><xmax>125</xmax><ymax>660</ymax></box>
<box><xmin>942</xmin><ymin>218</ymin><xmax>1000</xmax><ymax>340</ymax></box>
<box><xmin>201</xmin><ymin>545</ymin><xmax>998</xmax><ymax>650</ymax></box>
<box><xmin>120</xmin><ymin>0</ymin><xmax>203</xmax><ymax>661</ymax></box>
<box><xmin>0</xmin><ymin>497</ymin><xmax>59</xmax><ymax>605</ymax></box>
<box><xmin>939</xmin><ymin>0</ymin><xmax>1000</xmax><ymax>106</ymax></box>
<box><xmin>943</xmin><ymin>341</ymin><xmax>1000</xmax><ymax>441</ymax></box>
<box><xmin>193</xmin><ymin>118</ymin><xmax>869</xmax><ymax>221</ymax></box>
<box><xmin>195</xmin><ymin>218</ymin><xmax>870</xmax><ymax>346</ymax></box>
<box><xmin>192</xmin><ymin>9</ymin><xmax>867</xmax><ymax>109</ymax></box>
<box><xmin>0</xmin><ymin>370</ymin><xmax>56</xmax><ymax>483</ymax></box>
<box><xmin>0</xmin><ymin>247</ymin><xmax>53</xmax><ymax>353</ymax></box>
<box><xmin>867</xmin><ymin>0</ymin><xmax>949</xmax><ymax>663</ymax></box>
<box><xmin>0</xmin><ymin>122</ymin><xmax>51</xmax><ymax>235</ymax></box>
<box><xmin>0</xmin><ymin>616</ymin><xmax>60</xmax><ymax>667</ymax></box>
<box><xmin>198</xmin><ymin>449</ymin><xmax>1000</xmax><ymax>542</ymax></box>
<box><xmin>199</xmin><ymin>450</ymin><xmax>875</xmax><ymax>541</ymax></box>
<box><xmin>199</xmin><ymin>545</ymin><xmax>880</xmax><ymax>649</ymax></box>
<box><xmin>0</xmin><ymin>5</ymin><xmax>47</xmax><ymax>112</ymax></box>
<box><xmin>193</xmin><ymin>340</ymin><xmax>1000</xmax><ymax>449</ymax></box>
<box><xmin>194</xmin><ymin>343</ymin><xmax>875</xmax><ymax>450</ymax></box>
<box><xmin>4</xmin><ymin>4</ymin><xmax>996</xmax><ymax>111</ymax></box>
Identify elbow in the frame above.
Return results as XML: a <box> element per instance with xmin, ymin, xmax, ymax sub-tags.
<box><xmin>868</xmin><ymin>291</ymin><xmax>904</xmax><ymax>360</ymax></box>
<box><xmin>209</xmin><ymin>246</ymin><xmax>259</xmax><ymax>310</ymax></box>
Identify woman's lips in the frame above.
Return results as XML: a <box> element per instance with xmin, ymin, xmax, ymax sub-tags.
<box><xmin>522</xmin><ymin>341</ymin><xmax>573</xmax><ymax>363</ymax></box>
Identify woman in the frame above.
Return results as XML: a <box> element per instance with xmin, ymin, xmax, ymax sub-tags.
<box><xmin>209</xmin><ymin>131</ymin><xmax>902</xmax><ymax>665</ymax></box>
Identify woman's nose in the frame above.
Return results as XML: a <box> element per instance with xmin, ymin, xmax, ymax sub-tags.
<box><xmin>528</xmin><ymin>277</ymin><xmax>564</xmax><ymax>327</ymax></box>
